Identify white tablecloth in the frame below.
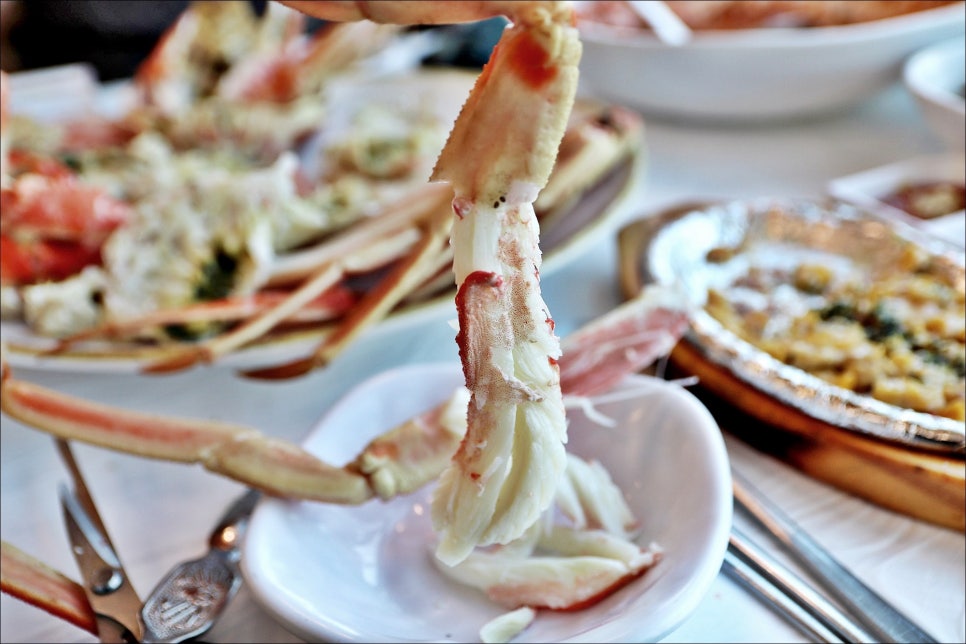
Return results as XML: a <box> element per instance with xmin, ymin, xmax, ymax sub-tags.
<box><xmin>2</xmin><ymin>81</ymin><xmax>964</xmax><ymax>643</ymax></box>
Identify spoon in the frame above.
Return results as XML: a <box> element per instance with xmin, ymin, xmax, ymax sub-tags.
<box><xmin>140</xmin><ymin>489</ymin><xmax>261</xmax><ymax>643</ymax></box>
<box><xmin>625</xmin><ymin>0</ymin><xmax>693</xmax><ymax>45</ymax></box>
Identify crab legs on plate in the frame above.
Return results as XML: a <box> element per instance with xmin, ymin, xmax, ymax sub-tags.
<box><xmin>3</xmin><ymin>0</ymin><xmax>657</xmax><ymax>608</ymax></box>
<box><xmin>1</xmin><ymin>285</ymin><xmax>691</xmax><ymax>634</ymax></box>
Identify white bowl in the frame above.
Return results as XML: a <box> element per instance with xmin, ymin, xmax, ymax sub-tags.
<box><xmin>242</xmin><ymin>363</ymin><xmax>732</xmax><ymax>643</ymax></box>
<box><xmin>903</xmin><ymin>36</ymin><xmax>966</xmax><ymax>149</ymax></box>
<box><xmin>576</xmin><ymin>3</ymin><xmax>966</xmax><ymax>122</ymax></box>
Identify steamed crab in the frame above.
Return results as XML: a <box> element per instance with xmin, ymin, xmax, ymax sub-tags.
<box><xmin>1</xmin><ymin>3</ymin><xmax>641</xmax><ymax>375</ymax></box>
<box><xmin>3</xmin><ymin>285</ymin><xmax>692</xmax><ymax>637</ymax></box>
<box><xmin>2</xmin><ymin>0</ymin><xmax>682</xmax><ymax>638</ymax></box>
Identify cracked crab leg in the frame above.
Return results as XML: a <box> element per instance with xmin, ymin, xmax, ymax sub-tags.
<box><xmin>418</xmin><ymin>1</ymin><xmax>580</xmax><ymax>566</ymax></box>
<box><xmin>277</xmin><ymin>1</ymin><xmax>583</xmax><ymax>564</ymax></box>
<box><xmin>0</xmin><ymin>361</ymin><xmax>372</xmax><ymax>504</ymax></box>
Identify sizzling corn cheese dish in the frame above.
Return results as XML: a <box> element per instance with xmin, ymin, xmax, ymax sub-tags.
<box><xmin>705</xmin><ymin>247</ymin><xmax>966</xmax><ymax>421</ymax></box>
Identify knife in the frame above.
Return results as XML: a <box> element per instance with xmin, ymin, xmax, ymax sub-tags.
<box><xmin>57</xmin><ymin>439</ymin><xmax>144</xmax><ymax>643</ymax></box>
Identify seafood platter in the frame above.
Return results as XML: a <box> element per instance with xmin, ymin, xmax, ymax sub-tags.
<box><xmin>1</xmin><ymin>2</ymin><xmax>643</xmax><ymax>375</ymax></box>
<box><xmin>619</xmin><ymin>196</ymin><xmax>966</xmax><ymax>530</ymax></box>
<box><xmin>5</xmin><ymin>2</ymin><xmax>962</xmax><ymax>642</ymax></box>
<box><xmin>1</xmin><ymin>2</ymin><xmax>733</xmax><ymax>643</ymax></box>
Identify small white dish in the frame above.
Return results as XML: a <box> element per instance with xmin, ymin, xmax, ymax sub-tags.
<box><xmin>242</xmin><ymin>363</ymin><xmax>732</xmax><ymax>643</ymax></box>
<box><xmin>903</xmin><ymin>36</ymin><xmax>966</xmax><ymax>150</ymax></box>
<box><xmin>828</xmin><ymin>153</ymin><xmax>965</xmax><ymax>248</ymax></box>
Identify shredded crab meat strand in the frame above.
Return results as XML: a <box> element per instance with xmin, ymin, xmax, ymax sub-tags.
<box><xmin>480</xmin><ymin>606</ymin><xmax>537</xmax><ymax>644</ymax></box>
<box><xmin>563</xmin><ymin>374</ymin><xmax>701</xmax><ymax>428</ymax></box>
<box><xmin>558</xmin><ymin>454</ymin><xmax>636</xmax><ymax>535</ymax></box>
<box><xmin>434</xmin><ymin>454</ymin><xmax>660</xmax><ymax>612</ymax></box>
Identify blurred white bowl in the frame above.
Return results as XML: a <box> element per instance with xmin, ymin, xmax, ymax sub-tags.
<box><xmin>903</xmin><ymin>36</ymin><xmax>966</xmax><ymax>149</ymax></box>
<box><xmin>577</xmin><ymin>2</ymin><xmax>966</xmax><ymax>122</ymax></box>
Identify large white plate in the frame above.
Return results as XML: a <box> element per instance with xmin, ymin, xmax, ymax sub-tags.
<box><xmin>1</xmin><ymin>67</ymin><xmax>639</xmax><ymax>373</ymax></box>
<box><xmin>241</xmin><ymin>363</ymin><xmax>732</xmax><ymax>643</ymax></box>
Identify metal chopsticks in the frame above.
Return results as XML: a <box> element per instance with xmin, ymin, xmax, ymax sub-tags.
<box><xmin>727</xmin><ymin>529</ymin><xmax>876</xmax><ymax>643</ymax></box>
<box><xmin>722</xmin><ymin>549</ymin><xmax>841</xmax><ymax>643</ymax></box>
<box><xmin>731</xmin><ymin>471</ymin><xmax>939</xmax><ymax>644</ymax></box>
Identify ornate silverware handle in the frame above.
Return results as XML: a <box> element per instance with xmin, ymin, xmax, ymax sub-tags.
<box><xmin>733</xmin><ymin>472</ymin><xmax>938</xmax><ymax>644</ymax></box>
<box><xmin>140</xmin><ymin>489</ymin><xmax>261</xmax><ymax>643</ymax></box>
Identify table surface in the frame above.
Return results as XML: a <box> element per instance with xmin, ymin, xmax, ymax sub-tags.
<box><xmin>2</xmin><ymin>75</ymin><xmax>964</xmax><ymax>644</ymax></box>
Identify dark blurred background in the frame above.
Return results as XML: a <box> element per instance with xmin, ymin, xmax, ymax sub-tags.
<box><xmin>1</xmin><ymin>1</ymin><xmax>202</xmax><ymax>81</ymax></box>
<box><xmin>0</xmin><ymin>0</ymin><xmax>501</xmax><ymax>82</ymax></box>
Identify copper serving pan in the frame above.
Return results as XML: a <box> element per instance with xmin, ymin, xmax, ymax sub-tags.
<box><xmin>619</xmin><ymin>197</ymin><xmax>965</xmax><ymax>531</ymax></box>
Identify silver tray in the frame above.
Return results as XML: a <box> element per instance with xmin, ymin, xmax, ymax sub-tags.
<box><xmin>625</xmin><ymin>197</ymin><xmax>965</xmax><ymax>454</ymax></box>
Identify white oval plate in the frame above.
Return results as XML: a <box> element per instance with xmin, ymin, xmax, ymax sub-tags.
<box><xmin>241</xmin><ymin>363</ymin><xmax>732</xmax><ymax>643</ymax></box>
<box><xmin>2</xmin><ymin>67</ymin><xmax>638</xmax><ymax>374</ymax></box>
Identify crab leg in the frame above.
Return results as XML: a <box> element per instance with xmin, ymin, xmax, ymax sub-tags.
<box><xmin>1</xmin><ymin>286</ymin><xmax>687</xmax><ymax>502</ymax></box>
<box><xmin>282</xmin><ymin>0</ymin><xmax>582</xmax><ymax>565</ymax></box>
<box><xmin>420</xmin><ymin>1</ymin><xmax>578</xmax><ymax>565</ymax></box>
<box><xmin>0</xmin><ymin>287</ymin><xmax>688</xmax><ymax>634</ymax></box>
<box><xmin>244</xmin><ymin>192</ymin><xmax>454</xmax><ymax>379</ymax></box>
<box><xmin>1</xmin><ymin>541</ymin><xmax>97</xmax><ymax>637</ymax></box>
<box><xmin>138</xmin><ymin>182</ymin><xmax>452</xmax><ymax>373</ymax></box>
<box><xmin>0</xmin><ymin>362</ymin><xmax>373</xmax><ymax>503</ymax></box>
